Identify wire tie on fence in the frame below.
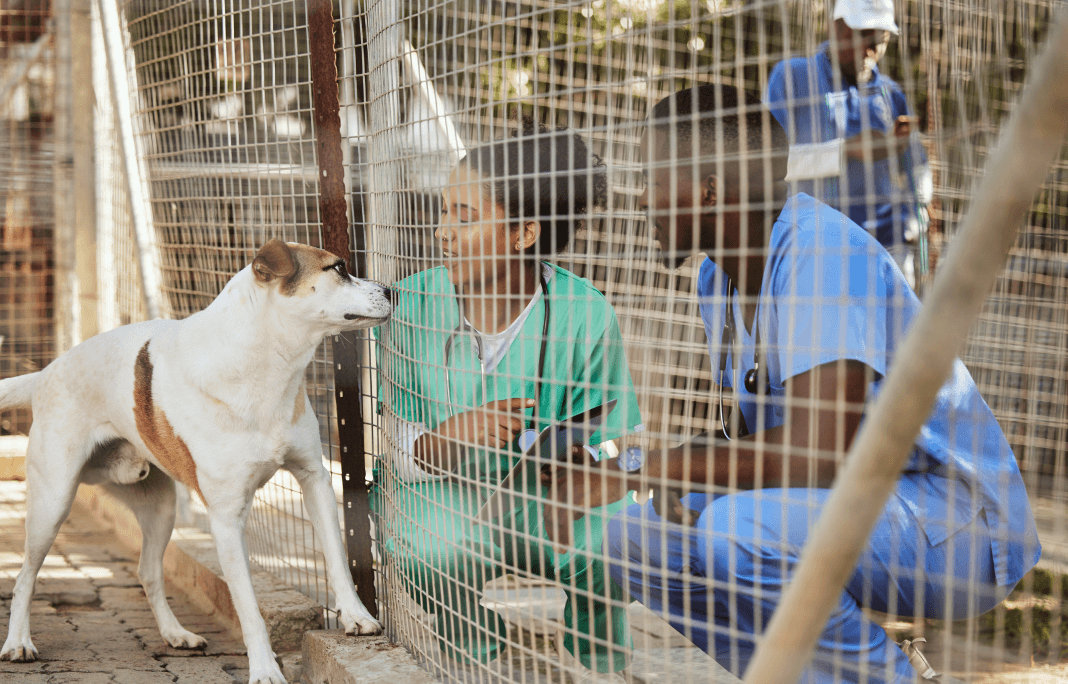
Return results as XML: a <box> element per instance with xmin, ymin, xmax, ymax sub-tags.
<box><xmin>898</xmin><ymin>638</ymin><xmax>940</xmax><ymax>680</ymax></box>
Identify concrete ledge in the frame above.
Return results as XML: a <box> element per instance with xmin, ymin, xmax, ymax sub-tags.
<box><xmin>75</xmin><ymin>483</ymin><xmax>323</xmax><ymax>652</ymax></box>
<box><xmin>0</xmin><ymin>435</ymin><xmax>28</xmax><ymax>480</ymax></box>
<box><xmin>303</xmin><ymin>630</ymin><xmax>437</xmax><ymax>684</ymax></box>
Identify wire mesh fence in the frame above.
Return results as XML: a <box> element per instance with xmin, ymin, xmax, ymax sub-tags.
<box><xmin>359</xmin><ymin>1</ymin><xmax>1067</xmax><ymax>682</ymax></box>
<box><xmin>1</xmin><ymin>0</ymin><xmax>1066</xmax><ymax>682</ymax></box>
<box><xmin>0</xmin><ymin>2</ymin><xmax>56</xmax><ymax>436</ymax></box>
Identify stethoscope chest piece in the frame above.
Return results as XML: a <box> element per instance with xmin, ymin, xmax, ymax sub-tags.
<box><xmin>743</xmin><ymin>366</ymin><xmax>760</xmax><ymax>394</ymax></box>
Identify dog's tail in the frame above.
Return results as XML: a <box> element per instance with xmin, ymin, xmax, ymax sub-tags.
<box><xmin>0</xmin><ymin>372</ymin><xmax>40</xmax><ymax>411</ymax></box>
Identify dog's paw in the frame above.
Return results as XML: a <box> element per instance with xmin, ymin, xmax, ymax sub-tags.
<box><xmin>0</xmin><ymin>640</ymin><xmax>39</xmax><ymax>662</ymax></box>
<box><xmin>161</xmin><ymin>628</ymin><xmax>208</xmax><ymax>650</ymax></box>
<box><xmin>340</xmin><ymin>607</ymin><xmax>382</xmax><ymax>636</ymax></box>
<box><xmin>248</xmin><ymin>659</ymin><xmax>288</xmax><ymax>684</ymax></box>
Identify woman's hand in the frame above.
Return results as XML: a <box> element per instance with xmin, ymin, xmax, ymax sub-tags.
<box><xmin>539</xmin><ymin>447</ymin><xmax>631</xmax><ymax>548</ymax></box>
<box><xmin>414</xmin><ymin>398</ymin><xmax>535</xmax><ymax>473</ymax></box>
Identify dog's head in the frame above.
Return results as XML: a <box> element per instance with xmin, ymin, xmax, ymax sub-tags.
<box><xmin>250</xmin><ymin>239</ymin><xmax>392</xmax><ymax>331</ymax></box>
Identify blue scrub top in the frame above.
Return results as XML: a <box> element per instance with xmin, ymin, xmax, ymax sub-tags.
<box><xmin>697</xmin><ymin>193</ymin><xmax>1040</xmax><ymax>588</ymax></box>
<box><xmin>765</xmin><ymin>45</ymin><xmax>927</xmax><ymax>248</ymax></box>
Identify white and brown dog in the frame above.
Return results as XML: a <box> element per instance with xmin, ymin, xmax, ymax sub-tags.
<box><xmin>0</xmin><ymin>240</ymin><xmax>390</xmax><ymax>684</ymax></box>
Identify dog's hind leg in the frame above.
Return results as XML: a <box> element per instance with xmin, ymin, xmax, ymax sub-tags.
<box><xmin>1</xmin><ymin>434</ymin><xmax>81</xmax><ymax>662</ymax></box>
<box><xmin>102</xmin><ymin>465</ymin><xmax>207</xmax><ymax>650</ymax></box>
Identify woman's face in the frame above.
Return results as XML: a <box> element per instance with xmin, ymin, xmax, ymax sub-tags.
<box><xmin>437</xmin><ymin>165</ymin><xmax>517</xmax><ymax>290</ymax></box>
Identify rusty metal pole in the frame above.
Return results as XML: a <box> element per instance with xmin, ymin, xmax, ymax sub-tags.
<box><xmin>307</xmin><ymin>0</ymin><xmax>377</xmax><ymax>619</ymax></box>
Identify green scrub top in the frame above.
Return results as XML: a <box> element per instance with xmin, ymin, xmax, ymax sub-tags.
<box><xmin>372</xmin><ymin>263</ymin><xmax>642</xmax><ymax>672</ymax></box>
<box><xmin>376</xmin><ymin>263</ymin><xmax>644</xmax><ymax>488</ymax></box>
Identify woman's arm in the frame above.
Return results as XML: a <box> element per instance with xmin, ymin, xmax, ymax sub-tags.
<box><xmin>412</xmin><ymin>397</ymin><xmax>535</xmax><ymax>473</ymax></box>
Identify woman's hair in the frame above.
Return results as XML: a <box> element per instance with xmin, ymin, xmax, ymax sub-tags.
<box><xmin>460</xmin><ymin>118</ymin><xmax>608</xmax><ymax>257</ymax></box>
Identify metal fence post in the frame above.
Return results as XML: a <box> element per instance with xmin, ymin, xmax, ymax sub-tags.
<box><xmin>53</xmin><ymin>0</ymin><xmax>76</xmax><ymax>354</ymax></box>
<box><xmin>71</xmin><ymin>0</ymin><xmax>97</xmax><ymax>344</ymax></box>
<box><xmin>308</xmin><ymin>0</ymin><xmax>377</xmax><ymax>619</ymax></box>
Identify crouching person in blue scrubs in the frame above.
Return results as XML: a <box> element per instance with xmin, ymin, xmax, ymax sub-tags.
<box><xmin>541</xmin><ymin>85</ymin><xmax>1041</xmax><ymax>684</ymax></box>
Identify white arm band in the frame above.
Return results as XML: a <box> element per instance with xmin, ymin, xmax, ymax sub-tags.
<box><xmin>784</xmin><ymin>139</ymin><xmax>844</xmax><ymax>181</ymax></box>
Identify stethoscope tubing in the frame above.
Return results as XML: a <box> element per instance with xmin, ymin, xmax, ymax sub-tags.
<box><xmin>443</xmin><ymin>263</ymin><xmax>552</xmax><ymax>428</ymax></box>
<box><xmin>718</xmin><ymin>278</ymin><xmax>765</xmax><ymax>441</ymax></box>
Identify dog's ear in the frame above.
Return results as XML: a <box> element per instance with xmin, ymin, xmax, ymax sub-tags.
<box><xmin>252</xmin><ymin>239</ymin><xmax>297</xmax><ymax>283</ymax></box>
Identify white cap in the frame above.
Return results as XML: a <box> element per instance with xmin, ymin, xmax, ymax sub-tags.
<box><xmin>833</xmin><ymin>0</ymin><xmax>899</xmax><ymax>35</ymax></box>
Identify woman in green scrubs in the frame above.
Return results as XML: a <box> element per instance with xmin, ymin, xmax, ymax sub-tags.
<box><xmin>371</xmin><ymin>119</ymin><xmax>643</xmax><ymax>682</ymax></box>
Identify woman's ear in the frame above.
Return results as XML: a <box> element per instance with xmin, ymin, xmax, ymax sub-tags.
<box><xmin>513</xmin><ymin>220</ymin><xmax>541</xmax><ymax>251</ymax></box>
<box><xmin>699</xmin><ymin>174</ymin><xmax>718</xmax><ymax>207</ymax></box>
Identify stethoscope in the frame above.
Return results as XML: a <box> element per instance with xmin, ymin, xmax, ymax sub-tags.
<box><xmin>443</xmin><ymin>264</ymin><xmax>551</xmax><ymax>427</ymax></box>
<box><xmin>717</xmin><ymin>279</ymin><xmax>766</xmax><ymax>441</ymax></box>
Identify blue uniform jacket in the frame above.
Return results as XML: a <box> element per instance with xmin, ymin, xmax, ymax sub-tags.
<box><xmin>697</xmin><ymin>193</ymin><xmax>1041</xmax><ymax>588</ymax></box>
<box><xmin>765</xmin><ymin>45</ymin><xmax>928</xmax><ymax>249</ymax></box>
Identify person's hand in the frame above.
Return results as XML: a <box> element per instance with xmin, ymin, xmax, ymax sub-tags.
<box><xmin>844</xmin><ymin>116</ymin><xmax>916</xmax><ymax>162</ymax></box>
<box><xmin>539</xmin><ymin>447</ymin><xmax>631</xmax><ymax>548</ymax></box>
<box><xmin>414</xmin><ymin>398</ymin><xmax>535</xmax><ymax>473</ymax></box>
<box><xmin>652</xmin><ymin>487</ymin><xmax>699</xmax><ymax>527</ymax></box>
<box><xmin>893</xmin><ymin>114</ymin><xmax>915</xmax><ymax>139</ymax></box>
<box><xmin>435</xmin><ymin>397</ymin><xmax>535</xmax><ymax>448</ymax></box>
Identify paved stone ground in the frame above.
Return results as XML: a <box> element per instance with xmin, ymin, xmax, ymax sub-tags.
<box><xmin>3</xmin><ymin>469</ymin><xmax>1066</xmax><ymax>684</ymax></box>
<box><xmin>0</xmin><ymin>480</ymin><xmax>263</xmax><ymax>684</ymax></box>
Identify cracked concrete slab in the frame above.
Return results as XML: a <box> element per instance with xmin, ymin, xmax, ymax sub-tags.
<box><xmin>159</xmin><ymin>656</ymin><xmax>243</xmax><ymax>683</ymax></box>
<box><xmin>303</xmin><ymin>630</ymin><xmax>439</xmax><ymax>684</ymax></box>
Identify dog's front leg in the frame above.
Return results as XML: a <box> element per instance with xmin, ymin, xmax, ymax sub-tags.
<box><xmin>206</xmin><ymin>501</ymin><xmax>286</xmax><ymax>684</ymax></box>
<box><xmin>287</xmin><ymin>458</ymin><xmax>382</xmax><ymax>636</ymax></box>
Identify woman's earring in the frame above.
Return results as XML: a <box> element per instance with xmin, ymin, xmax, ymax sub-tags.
<box><xmin>515</xmin><ymin>242</ymin><xmax>522</xmax><ymax>250</ymax></box>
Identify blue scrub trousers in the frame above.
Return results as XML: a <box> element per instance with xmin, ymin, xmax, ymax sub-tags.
<box><xmin>606</xmin><ymin>489</ymin><xmax>1005</xmax><ymax>684</ymax></box>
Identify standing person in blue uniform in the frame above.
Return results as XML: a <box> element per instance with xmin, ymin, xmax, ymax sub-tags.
<box><xmin>541</xmin><ymin>85</ymin><xmax>1040</xmax><ymax>683</ymax></box>
<box><xmin>765</xmin><ymin>0</ymin><xmax>931</xmax><ymax>288</ymax></box>
<box><xmin>372</xmin><ymin>119</ymin><xmax>644</xmax><ymax>684</ymax></box>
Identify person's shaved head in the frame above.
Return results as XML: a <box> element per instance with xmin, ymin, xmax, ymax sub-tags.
<box><xmin>638</xmin><ymin>85</ymin><xmax>789</xmax><ymax>270</ymax></box>
<box><xmin>648</xmin><ymin>84</ymin><xmax>789</xmax><ymax>197</ymax></box>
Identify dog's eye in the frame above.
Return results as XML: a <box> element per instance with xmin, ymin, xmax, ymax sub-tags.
<box><xmin>330</xmin><ymin>261</ymin><xmax>349</xmax><ymax>279</ymax></box>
